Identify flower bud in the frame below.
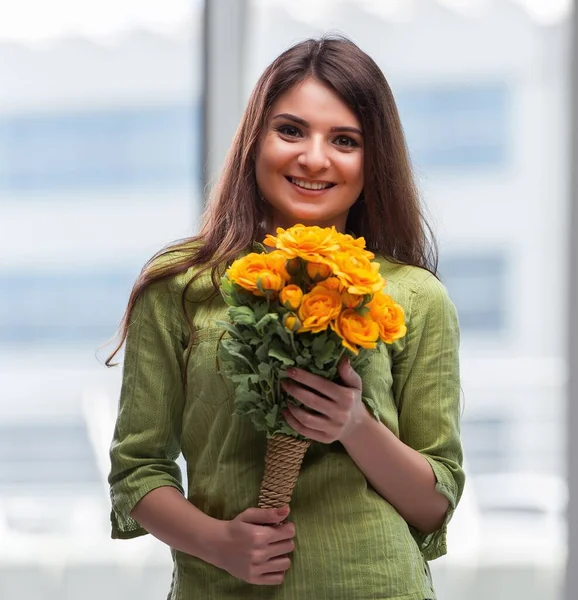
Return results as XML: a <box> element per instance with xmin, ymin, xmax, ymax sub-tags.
<box><xmin>279</xmin><ymin>284</ymin><xmax>303</xmax><ymax>311</ymax></box>
<box><xmin>306</xmin><ymin>261</ymin><xmax>332</xmax><ymax>282</ymax></box>
<box><xmin>283</xmin><ymin>312</ymin><xmax>301</xmax><ymax>332</ymax></box>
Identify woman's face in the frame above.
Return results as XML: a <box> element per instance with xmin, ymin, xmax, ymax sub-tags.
<box><xmin>255</xmin><ymin>77</ymin><xmax>364</xmax><ymax>233</ymax></box>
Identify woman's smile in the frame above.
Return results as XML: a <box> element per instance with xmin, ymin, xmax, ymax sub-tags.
<box><xmin>285</xmin><ymin>175</ymin><xmax>337</xmax><ymax>195</ymax></box>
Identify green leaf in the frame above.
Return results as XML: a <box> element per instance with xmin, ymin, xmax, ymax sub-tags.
<box><xmin>264</xmin><ymin>404</ymin><xmax>279</xmax><ymax>429</ymax></box>
<box><xmin>229</xmin><ymin>306</ymin><xmax>257</xmax><ymax>326</ymax></box>
<box><xmin>295</xmin><ymin>355</ymin><xmax>311</xmax><ymax>367</ymax></box>
<box><xmin>299</xmin><ymin>334</ymin><xmax>313</xmax><ymax>348</ymax></box>
<box><xmin>258</xmin><ymin>362</ymin><xmax>273</xmax><ymax>379</ymax></box>
<box><xmin>256</xmin><ymin>343</ymin><xmax>271</xmax><ymax>363</ymax></box>
<box><xmin>268</xmin><ymin>346</ymin><xmax>296</xmax><ymax>366</ymax></box>
<box><xmin>220</xmin><ymin>342</ymin><xmax>257</xmax><ymax>372</ymax></box>
<box><xmin>219</xmin><ymin>277</ymin><xmax>236</xmax><ymax>306</ymax></box>
<box><xmin>213</xmin><ymin>320</ymin><xmax>243</xmax><ymax>340</ymax></box>
<box><xmin>311</xmin><ymin>333</ymin><xmax>328</xmax><ymax>355</ymax></box>
<box><xmin>255</xmin><ymin>312</ymin><xmax>280</xmax><ymax>335</ymax></box>
<box><xmin>315</xmin><ymin>339</ymin><xmax>338</xmax><ymax>368</ymax></box>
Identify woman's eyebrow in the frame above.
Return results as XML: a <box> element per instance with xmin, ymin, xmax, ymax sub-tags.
<box><xmin>271</xmin><ymin>113</ymin><xmax>363</xmax><ymax>136</ymax></box>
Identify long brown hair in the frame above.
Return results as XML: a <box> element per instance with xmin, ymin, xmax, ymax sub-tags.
<box><xmin>105</xmin><ymin>34</ymin><xmax>437</xmax><ymax>366</ymax></box>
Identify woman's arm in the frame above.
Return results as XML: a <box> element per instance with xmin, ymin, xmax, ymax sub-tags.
<box><xmin>282</xmin><ymin>273</ymin><xmax>464</xmax><ymax>542</ymax></box>
<box><xmin>131</xmin><ymin>486</ymin><xmax>296</xmax><ymax>586</ymax></box>
<box><xmin>130</xmin><ymin>486</ymin><xmax>223</xmax><ymax>563</ymax></box>
<box><xmin>340</xmin><ymin>408</ymin><xmax>450</xmax><ymax>533</ymax></box>
<box><xmin>109</xmin><ymin>278</ymin><xmax>295</xmax><ymax>585</ymax></box>
<box><xmin>282</xmin><ymin>360</ymin><xmax>448</xmax><ymax>533</ymax></box>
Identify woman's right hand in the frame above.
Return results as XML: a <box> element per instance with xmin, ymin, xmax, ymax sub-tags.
<box><xmin>211</xmin><ymin>506</ymin><xmax>296</xmax><ymax>586</ymax></box>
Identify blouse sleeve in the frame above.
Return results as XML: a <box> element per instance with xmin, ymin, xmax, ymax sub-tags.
<box><xmin>108</xmin><ymin>278</ymin><xmax>188</xmax><ymax>539</ymax></box>
<box><xmin>390</xmin><ymin>273</ymin><xmax>465</xmax><ymax>561</ymax></box>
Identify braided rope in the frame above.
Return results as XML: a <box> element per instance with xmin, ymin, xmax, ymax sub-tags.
<box><xmin>257</xmin><ymin>434</ymin><xmax>311</xmax><ymax>509</ymax></box>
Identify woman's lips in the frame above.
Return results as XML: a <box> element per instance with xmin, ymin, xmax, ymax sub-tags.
<box><xmin>285</xmin><ymin>176</ymin><xmax>336</xmax><ymax>196</ymax></box>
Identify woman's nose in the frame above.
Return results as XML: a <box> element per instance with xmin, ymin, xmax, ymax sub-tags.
<box><xmin>297</xmin><ymin>138</ymin><xmax>330</xmax><ymax>173</ymax></box>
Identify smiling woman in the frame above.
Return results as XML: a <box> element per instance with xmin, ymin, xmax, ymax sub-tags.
<box><xmin>106</xmin><ymin>35</ymin><xmax>464</xmax><ymax>600</ymax></box>
<box><xmin>256</xmin><ymin>78</ymin><xmax>364</xmax><ymax>232</ymax></box>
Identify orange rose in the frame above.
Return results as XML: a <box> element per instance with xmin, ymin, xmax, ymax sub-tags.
<box><xmin>265</xmin><ymin>250</ymin><xmax>290</xmax><ymax>278</ymax></box>
<box><xmin>264</xmin><ymin>224</ymin><xmax>340</xmax><ymax>263</ymax></box>
<box><xmin>331</xmin><ymin>309</ymin><xmax>380</xmax><ymax>354</ymax></box>
<box><xmin>226</xmin><ymin>252</ymin><xmax>288</xmax><ymax>296</ymax></box>
<box><xmin>306</xmin><ymin>261</ymin><xmax>332</xmax><ymax>282</ymax></box>
<box><xmin>367</xmin><ymin>291</ymin><xmax>407</xmax><ymax>343</ymax></box>
<box><xmin>341</xmin><ymin>290</ymin><xmax>363</xmax><ymax>309</ymax></box>
<box><xmin>298</xmin><ymin>285</ymin><xmax>342</xmax><ymax>333</ymax></box>
<box><xmin>336</xmin><ymin>233</ymin><xmax>375</xmax><ymax>260</ymax></box>
<box><xmin>317</xmin><ymin>277</ymin><xmax>343</xmax><ymax>293</ymax></box>
<box><xmin>331</xmin><ymin>253</ymin><xmax>384</xmax><ymax>295</ymax></box>
<box><xmin>279</xmin><ymin>284</ymin><xmax>303</xmax><ymax>311</ymax></box>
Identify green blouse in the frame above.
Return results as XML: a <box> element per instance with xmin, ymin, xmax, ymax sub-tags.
<box><xmin>108</xmin><ymin>250</ymin><xmax>465</xmax><ymax>600</ymax></box>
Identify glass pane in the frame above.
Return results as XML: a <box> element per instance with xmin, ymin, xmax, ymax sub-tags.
<box><xmin>0</xmin><ymin>1</ymin><xmax>202</xmax><ymax>596</ymax></box>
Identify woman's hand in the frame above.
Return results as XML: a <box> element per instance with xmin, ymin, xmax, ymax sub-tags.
<box><xmin>281</xmin><ymin>357</ymin><xmax>369</xmax><ymax>443</ymax></box>
<box><xmin>212</xmin><ymin>506</ymin><xmax>295</xmax><ymax>586</ymax></box>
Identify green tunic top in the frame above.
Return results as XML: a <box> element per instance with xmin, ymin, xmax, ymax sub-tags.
<box><xmin>108</xmin><ymin>250</ymin><xmax>465</xmax><ymax>600</ymax></box>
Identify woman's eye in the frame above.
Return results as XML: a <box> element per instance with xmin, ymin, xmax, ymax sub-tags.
<box><xmin>334</xmin><ymin>136</ymin><xmax>359</xmax><ymax>148</ymax></box>
<box><xmin>277</xmin><ymin>125</ymin><xmax>301</xmax><ymax>138</ymax></box>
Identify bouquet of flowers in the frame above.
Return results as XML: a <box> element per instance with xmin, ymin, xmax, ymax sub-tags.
<box><xmin>217</xmin><ymin>224</ymin><xmax>406</xmax><ymax>509</ymax></box>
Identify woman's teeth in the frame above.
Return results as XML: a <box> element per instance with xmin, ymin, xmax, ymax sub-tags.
<box><xmin>289</xmin><ymin>177</ymin><xmax>333</xmax><ymax>190</ymax></box>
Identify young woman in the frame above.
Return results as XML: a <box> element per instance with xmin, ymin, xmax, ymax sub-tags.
<box><xmin>107</xmin><ymin>36</ymin><xmax>464</xmax><ymax>600</ymax></box>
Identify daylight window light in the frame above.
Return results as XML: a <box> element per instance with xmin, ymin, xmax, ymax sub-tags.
<box><xmin>509</xmin><ymin>0</ymin><xmax>572</xmax><ymax>25</ymax></box>
<box><xmin>358</xmin><ymin>0</ymin><xmax>417</xmax><ymax>22</ymax></box>
<box><xmin>278</xmin><ymin>0</ymin><xmax>335</xmax><ymax>26</ymax></box>
<box><xmin>0</xmin><ymin>0</ymin><xmax>197</xmax><ymax>43</ymax></box>
<box><xmin>435</xmin><ymin>0</ymin><xmax>488</xmax><ymax>17</ymax></box>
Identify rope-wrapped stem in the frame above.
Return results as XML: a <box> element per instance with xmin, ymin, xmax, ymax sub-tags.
<box><xmin>258</xmin><ymin>434</ymin><xmax>311</xmax><ymax>508</ymax></box>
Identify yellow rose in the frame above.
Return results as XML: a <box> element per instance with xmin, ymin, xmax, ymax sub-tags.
<box><xmin>317</xmin><ymin>277</ymin><xmax>343</xmax><ymax>292</ymax></box>
<box><xmin>335</xmin><ymin>232</ymin><xmax>375</xmax><ymax>260</ymax></box>
<box><xmin>367</xmin><ymin>291</ymin><xmax>407</xmax><ymax>343</ymax></box>
<box><xmin>331</xmin><ymin>253</ymin><xmax>384</xmax><ymax>295</ymax></box>
<box><xmin>331</xmin><ymin>309</ymin><xmax>380</xmax><ymax>354</ymax></box>
<box><xmin>306</xmin><ymin>261</ymin><xmax>332</xmax><ymax>282</ymax></box>
<box><xmin>298</xmin><ymin>285</ymin><xmax>342</xmax><ymax>333</ymax></box>
<box><xmin>341</xmin><ymin>290</ymin><xmax>363</xmax><ymax>309</ymax></box>
<box><xmin>279</xmin><ymin>284</ymin><xmax>303</xmax><ymax>311</ymax></box>
<box><xmin>265</xmin><ymin>250</ymin><xmax>290</xmax><ymax>279</ymax></box>
<box><xmin>263</xmin><ymin>224</ymin><xmax>340</xmax><ymax>263</ymax></box>
<box><xmin>226</xmin><ymin>252</ymin><xmax>288</xmax><ymax>296</ymax></box>
<box><xmin>258</xmin><ymin>271</ymin><xmax>286</xmax><ymax>294</ymax></box>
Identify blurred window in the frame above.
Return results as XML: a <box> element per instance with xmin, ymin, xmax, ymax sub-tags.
<box><xmin>462</xmin><ymin>416</ymin><xmax>509</xmax><ymax>474</ymax></box>
<box><xmin>0</xmin><ymin>420</ymin><xmax>100</xmax><ymax>489</ymax></box>
<box><xmin>440</xmin><ymin>253</ymin><xmax>507</xmax><ymax>333</ymax></box>
<box><xmin>397</xmin><ymin>82</ymin><xmax>509</xmax><ymax>170</ymax></box>
<box><xmin>0</xmin><ymin>104</ymin><xmax>199</xmax><ymax>192</ymax></box>
<box><xmin>0</xmin><ymin>269</ymin><xmax>135</xmax><ymax>344</ymax></box>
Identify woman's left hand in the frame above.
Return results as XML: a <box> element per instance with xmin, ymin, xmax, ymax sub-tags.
<box><xmin>281</xmin><ymin>357</ymin><xmax>369</xmax><ymax>443</ymax></box>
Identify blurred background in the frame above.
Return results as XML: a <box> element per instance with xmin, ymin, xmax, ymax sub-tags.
<box><xmin>0</xmin><ymin>0</ymin><xmax>573</xmax><ymax>598</ymax></box>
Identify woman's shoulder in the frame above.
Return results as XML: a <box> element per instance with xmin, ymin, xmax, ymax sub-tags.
<box><xmin>374</xmin><ymin>255</ymin><xmax>444</xmax><ymax>296</ymax></box>
<box><xmin>145</xmin><ymin>240</ymin><xmax>227</xmax><ymax>304</ymax></box>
